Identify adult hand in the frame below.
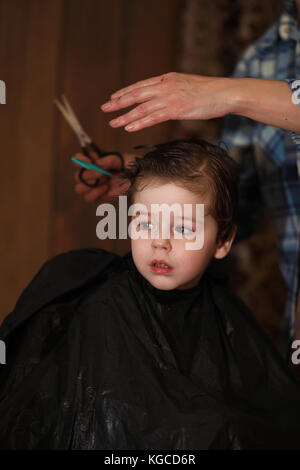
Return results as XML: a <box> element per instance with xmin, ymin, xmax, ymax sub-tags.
<box><xmin>102</xmin><ymin>72</ymin><xmax>300</xmax><ymax>135</ymax></box>
<box><xmin>73</xmin><ymin>151</ymin><xmax>135</xmax><ymax>203</ymax></box>
<box><xmin>101</xmin><ymin>72</ymin><xmax>235</xmax><ymax>132</ymax></box>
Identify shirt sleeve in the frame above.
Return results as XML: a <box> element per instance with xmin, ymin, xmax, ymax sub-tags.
<box><xmin>217</xmin><ymin>55</ymin><xmax>264</xmax><ymax>241</ymax></box>
<box><xmin>218</xmin><ymin>49</ymin><xmax>254</xmax><ymax>154</ymax></box>
<box><xmin>283</xmin><ymin>78</ymin><xmax>300</xmax><ymax>147</ymax></box>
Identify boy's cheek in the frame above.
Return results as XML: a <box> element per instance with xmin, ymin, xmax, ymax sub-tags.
<box><xmin>182</xmin><ymin>248</ymin><xmax>213</xmax><ymax>272</ymax></box>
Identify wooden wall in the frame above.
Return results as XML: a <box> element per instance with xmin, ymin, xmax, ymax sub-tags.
<box><xmin>0</xmin><ymin>0</ymin><xmax>182</xmax><ymax>322</ymax></box>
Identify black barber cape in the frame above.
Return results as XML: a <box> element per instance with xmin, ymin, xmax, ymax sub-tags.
<box><xmin>1</xmin><ymin>248</ymin><xmax>300</xmax><ymax>450</ymax></box>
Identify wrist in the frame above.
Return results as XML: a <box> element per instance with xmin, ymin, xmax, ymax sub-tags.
<box><xmin>224</xmin><ymin>78</ymin><xmax>251</xmax><ymax>116</ymax></box>
<box><xmin>211</xmin><ymin>77</ymin><xmax>244</xmax><ymax>117</ymax></box>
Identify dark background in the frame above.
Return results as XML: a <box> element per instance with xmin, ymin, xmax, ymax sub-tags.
<box><xmin>0</xmin><ymin>0</ymin><xmax>286</xmax><ymax>347</ymax></box>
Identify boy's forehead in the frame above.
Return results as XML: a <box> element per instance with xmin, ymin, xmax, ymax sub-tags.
<box><xmin>133</xmin><ymin>180</ymin><xmax>210</xmax><ymax>203</ymax></box>
<box><xmin>132</xmin><ymin>180</ymin><xmax>212</xmax><ymax>215</ymax></box>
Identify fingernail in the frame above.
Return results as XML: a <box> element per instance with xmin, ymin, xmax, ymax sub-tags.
<box><xmin>101</xmin><ymin>102</ymin><xmax>112</xmax><ymax>110</ymax></box>
<box><xmin>125</xmin><ymin>124</ymin><xmax>135</xmax><ymax>131</ymax></box>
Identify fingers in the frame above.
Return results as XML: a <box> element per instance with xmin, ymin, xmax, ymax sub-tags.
<box><xmin>73</xmin><ymin>153</ymin><xmax>122</xmax><ymax>185</ymax></box>
<box><xmin>75</xmin><ymin>182</ymin><xmax>109</xmax><ymax>203</ymax></box>
<box><xmin>75</xmin><ymin>183</ymin><xmax>94</xmax><ymax>195</ymax></box>
<box><xmin>73</xmin><ymin>152</ymin><xmax>109</xmax><ymax>202</ymax></box>
<box><xmin>101</xmin><ymin>177</ymin><xmax>131</xmax><ymax>203</ymax></box>
<box><xmin>101</xmin><ymin>83</ymin><xmax>163</xmax><ymax>115</ymax></box>
<box><xmin>72</xmin><ymin>154</ymin><xmax>98</xmax><ymax>185</ymax></box>
<box><xmin>101</xmin><ymin>73</ymin><xmax>218</xmax><ymax>116</ymax></box>
<box><xmin>74</xmin><ymin>175</ymin><xmax>128</xmax><ymax>203</ymax></box>
<box><xmin>74</xmin><ymin>170</ymin><xmax>104</xmax><ymax>185</ymax></box>
<box><xmin>73</xmin><ymin>152</ymin><xmax>127</xmax><ymax>203</ymax></box>
<box><xmin>74</xmin><ymin>166</ymin><xmax>107</xmax><ymax>186</ymax></box>
<box><xmin>72</xmin><ymin>153</ymin><xmax>90</xmax><ymax>164</ymax></box>
<box><xmin>123</xmin><ymin>109</ymin><xmax>171</xmax><ymax>132</ymax></box>
<box><xmin>87</xmin><ymin>150</ymin><xmax>100</xmax><ymax>163</ymax></box>
<box><xmin>109</xmin><ymin>74</ymin><xmax>166</xmax><ymax>100</ymax></box>
<box><xmin>72</xmin><ymin>152</ymin><xmax>122</xmax><ymax>171</ymax></box>
<box><xmin>108</xmin><ymin>99</ymin><xmax>166</xmax><ymax>129</ymax></box>
<box><xmin>98</xmin><ymin>154</ymin><xmax>124</xmax><ymax>171</ymax></box>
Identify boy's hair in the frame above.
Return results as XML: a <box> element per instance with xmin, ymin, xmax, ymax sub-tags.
<box><xmin>121</xmin><ymin>139</ymin><xmax>239</xmax><ymax>243</ymax></box>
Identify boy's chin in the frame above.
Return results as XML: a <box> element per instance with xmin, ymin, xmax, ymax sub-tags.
<box><xmin>146</xmin><ymin>276</ymin><xmax>179</xmax><ymax>291</ymax></box>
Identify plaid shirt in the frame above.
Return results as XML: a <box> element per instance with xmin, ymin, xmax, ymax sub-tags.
<box><xmin>219</xmin><ymin>0</ymin><xmax>300</xmax><ymax>350</ymax></box>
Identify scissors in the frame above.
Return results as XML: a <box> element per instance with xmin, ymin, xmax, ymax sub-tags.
<box><xmin>54</xmin><ymin>95</ymin><xmax>125</xmax><ymax>188</ymax></box>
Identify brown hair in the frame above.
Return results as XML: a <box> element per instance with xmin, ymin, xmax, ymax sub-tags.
<box><xmin>121</xmin><ymin>139</ymin><xmax>239</xmax><ymax>243</ymax></box>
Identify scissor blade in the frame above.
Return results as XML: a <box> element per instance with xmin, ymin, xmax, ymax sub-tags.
<box><xmin>54</xmin><ymin>99</ymin><xmax>82</xmax><ymax>134</ymax></box>
<box><xmin>54</xmin><ymin>97</ymin><xmax>92</xmax><ymax>148</ymax></box>
<box><xmin>61</xmin><ymin>95</ymin><xmax>86</xmax><ymax>133</ymax></box>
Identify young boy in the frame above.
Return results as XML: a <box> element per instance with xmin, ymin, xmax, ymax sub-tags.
<box><xmin>1</xmin><ymin>139</ymin><xmax>300</xmax><ymax>450</ymax></box>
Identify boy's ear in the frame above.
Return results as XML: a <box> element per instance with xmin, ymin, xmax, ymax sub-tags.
<box><xmin>213</xmin><ymin>225</ymin><xmax>237</xmax><ymax>259</ymax></box>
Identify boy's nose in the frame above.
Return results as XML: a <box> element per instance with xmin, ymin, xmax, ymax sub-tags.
<box><xmin>151</xmin><ymin>237</ymin><xmax>171</xmax><ymax>252</ymax></box>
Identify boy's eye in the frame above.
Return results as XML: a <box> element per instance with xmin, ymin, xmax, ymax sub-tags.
<box><xmin>140</xmin><ymin>221</ymin><xmax>153</xmax><ymax>230</ymax></box>
<box><xmin>174</xmin><ymin>225</ymin><xmax>193</xmax><ymax>235</ymax></box>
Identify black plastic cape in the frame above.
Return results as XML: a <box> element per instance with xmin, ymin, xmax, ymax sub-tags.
<box><xmin>1</xmin><ymin>248</ymin><xmax>300</xmax><ymax>450</ymax></box>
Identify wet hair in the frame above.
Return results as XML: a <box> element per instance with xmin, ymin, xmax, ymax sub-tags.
<box><xmin>121</xmin><ymin>139</ymin><xmax>239</xmax><ymax>243</ymax></box>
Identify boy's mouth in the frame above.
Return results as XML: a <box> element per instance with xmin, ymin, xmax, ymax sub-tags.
<box><xmin>150</xmin><ymin>259</ymin><xmax>173</xmax><ymax>274</ymax></box>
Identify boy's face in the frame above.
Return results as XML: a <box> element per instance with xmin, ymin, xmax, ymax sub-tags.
<box><xmin>130</xmin><ymin>180</ymin><xmax>234</xmax><ymax>291</ymax></box>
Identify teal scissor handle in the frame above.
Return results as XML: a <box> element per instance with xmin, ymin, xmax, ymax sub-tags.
<box><xmin>71</xmin><ymin>157</ymin><xmax>113</xmax><ymax>178</ymax></box>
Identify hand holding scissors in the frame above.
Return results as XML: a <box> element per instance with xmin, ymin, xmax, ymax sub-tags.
<box><xmin>54</xmin><ymin>95</ymin><xmax>125</xmax><ymax>188</ymax></box>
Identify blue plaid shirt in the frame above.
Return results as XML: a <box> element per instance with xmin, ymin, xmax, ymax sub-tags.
<box><xmin>219</xmin><ymin>0</ymin><xmax>300</xmax><ymax>350</ymax></box>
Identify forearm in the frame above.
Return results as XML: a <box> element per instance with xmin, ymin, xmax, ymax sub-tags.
<box><xmin>229</xmin><ymin>78</ymin><xmax>300</xmax><ymax>134</ymax></box>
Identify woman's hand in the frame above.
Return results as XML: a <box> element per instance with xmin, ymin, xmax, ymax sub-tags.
<box><xmin>102</xmin><ymin>72</ymin><xmax>300</xmax><ymax>135</ymax></box>
<box><xmin>73</xmin><ymin>151</ymin><xmax>135</xmax><ymax>203</ymax></box>
<box><xmin>101</xmin><ymin>72</ymin><xmax>235</xmax><ymax>132</ymax></box>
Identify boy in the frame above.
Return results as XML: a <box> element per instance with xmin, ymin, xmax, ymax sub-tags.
<box><xmin>1</xmin><ymin>139</ymin><xmax>300</xmax><ymax>449</ymax></box>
